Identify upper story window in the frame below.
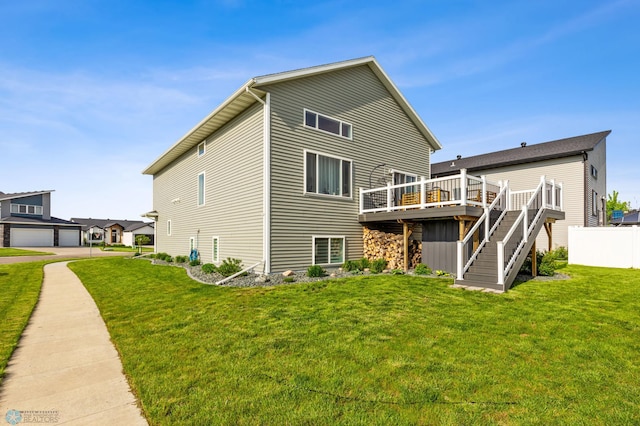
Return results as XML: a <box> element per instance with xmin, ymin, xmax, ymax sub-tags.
<box><xmin>197</xmin><ymin>141</ymin><xmax>206</xmax><ymax>157</ymax></box>
<box><xmin>591</xmin><ymin>165</ymin><xmax>598</xmax><ymax>179</ymax></box>
<box><xmin>197</xmin><ymin>172</ymin><xmax>205</xmax><ymax>206</ymax></box>
<box><xmin>304</xmin><ymin>109</ymin><xmax>352</xmax><ymax>139</ymax></box>
<box><xmin>305</xmin><ymin>150</ymin><xmax>352</xmax><ymax>198</ymax></box>
<box><xmin>10</xmin><ymin>204</ymin><xmax>43</xmax><ymax>215</ymax></box>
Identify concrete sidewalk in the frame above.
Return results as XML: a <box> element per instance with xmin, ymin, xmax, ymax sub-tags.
<box><xmin>0</xmin><ymin>262</ymin><xmax>147</xmax><ymax>425</ymax></box>
<box><xmin>0</xmin><ymin>247</ymin><xmax>135</xmax><ymax>264</ymax></box>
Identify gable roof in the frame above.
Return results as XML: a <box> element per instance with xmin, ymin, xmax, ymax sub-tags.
<box><xmin>0</xmin><ymin>190</ymin><xmax>53</xmax><ymax>202</ymax></box>
<box><xmin>431</xmin><ymin>130</ymin><xmax>611</xmax><ymax>177</ymax></box>
<box><xmin>70</xmin><ymin>217</ymin><xmax>154</xmax><ymax>232</ymax></box>
<box><xmin>143</xmin><ymin>56</ymin><xmax>441</xmax><ymax>175</ymax></box>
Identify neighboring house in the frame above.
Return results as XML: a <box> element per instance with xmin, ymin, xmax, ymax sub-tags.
<box><xmin>610</xmin><ymin>210</ymin><xmax>640</xmax><ymax>226</ymax></box>
<box><xmin>143</xmin><ymin>56</ymin><xmax>442</xmax><ymax>273</ymax></box>
<box><xmin>431</xmin><ymin>131</ymin><xmax>609</xmax><ymax>250</ymax></box>
<box><xmin>70</xmin><ymin>218</ymin><xmax>155</xmax><ymax>246</ymax></box>
<box><xmin>0</xmin><ymin>190</ymin><xmax>82</xmax><ymax>247</ymax></box>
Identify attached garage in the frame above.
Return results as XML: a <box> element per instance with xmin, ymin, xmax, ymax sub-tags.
<box><xmin>59</xmin><ymin>229</ymin><xmax>80</xmax><ymax>247</ymax></box>
<box><xmin>10</xmin><ymin>228</ymin><xmax>54</xmax><ymax>247</ymax></box>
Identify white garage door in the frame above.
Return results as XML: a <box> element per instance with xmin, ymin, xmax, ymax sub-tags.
<box><xmin>59</xmin><ymin>229</ymin><xmax>80</xmax><ymax>247</ymax></box>
<box><xmin>10</xmin><ymin>228</ymin><xmax>54</xmax><ymax>247</ymax></box>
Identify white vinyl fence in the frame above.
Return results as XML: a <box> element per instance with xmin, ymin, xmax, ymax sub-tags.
<box><xmin>568</xmin><ymin>226</ymin><xmax>640</xmax><ymax>268</ymax></box>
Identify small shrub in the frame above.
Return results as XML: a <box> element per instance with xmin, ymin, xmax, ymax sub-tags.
<box><xmin>357</xmin><ymin>257</ymin><xmax>370</xmax><ymax>270</ymax></box>
<box><xmin>307</xmin><ymin>265</ymin><xmax>325</xmax><ymax>277</ymax></box>
<box><xmin>538</xmin><ymin>252</ymin><xmax>557</xmax><ymax>276</ymax></box>
<box><xmin>370</xmin><ymin>258</ymin><xmax>387</xmax><ymax>274</ymax></box>
<box><xmin>283</xmin><ymin>277</ymin><xmax>295</xmax><ymax>283</ymax></box>
<box><xmin>155</xmin><ymin>252</ymin><xmax>173</xmax><ymax>262</ymax></box>
<box><xmin>435</xmin><ymin>270</ymin><xmax>448</xmax><ymax>276</ymax></box>
<box><xmin>391</xmin><ymin>269</ymin><xmax>404</xmax><ymax>275</ymax></box>
<box><xmin>201</xmin><ymin>263</ymin><xmax>217</xmax><ymax>274</ymax></box>
<box><xmin>175</xmin><ymin>255</ymin><xmax>188</xmax><ymax>263</ymax></box>
<box><xmin>414</xmin><ymin>263</ymin><xmax>432</xmax><ymax>275</ymax></box>
<box><xmin>342</xmin><ymin>260</ymin><xmax>361</xmax><ymax>272</ymax></box>
<box><xmin>553</xmin><ymin>246</ymin><xmax>568</xmax><ymax>260</ymax></box>
<box><xmin>189</xmin><ymin>259</ymin><xmax>201</xmax><ymax>266</ymax></box>
<box><xmin>217</xmin><ymin>258</ymin><xmax>244</xmax><ymax>277</ymax></box>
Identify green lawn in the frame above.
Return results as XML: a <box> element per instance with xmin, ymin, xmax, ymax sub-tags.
<box><xmin>0</xmin><ymin>248</ymin><xmax>53</xmax><ymax>257</ymax></box>
<box><xmin>69</xmin><ymin>258</ymin><xmax>640</xmax><ymax>425</ymax></box>
<box><xmin>0</xmin><ymin>262</ymin><xmax>46</xmax><ymax>383</ymax></box>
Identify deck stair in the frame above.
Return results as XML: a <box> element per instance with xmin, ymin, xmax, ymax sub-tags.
<box><xmin>455</xmin><ymin>176</ymin><xmax>564</xmax><ymax>292</ymax></box>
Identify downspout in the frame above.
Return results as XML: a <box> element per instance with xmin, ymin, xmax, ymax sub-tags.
<box><xmin>582</xmin><ymin>150</ymin><xmax>588</xmax><ymax>226</ymax></box>
<box><xmin>246</xmin><ymin>87</ymin><xmax>271</xmax><ymax>274</ymax></box>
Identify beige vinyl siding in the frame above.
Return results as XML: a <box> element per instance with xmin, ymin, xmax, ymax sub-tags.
<box><xmin>475</xmin><ymin>156</ymin><xmax>584</xmax><ymax>249</ymax></box>
<box><xmin>586</xmin><ymin>139</ymin><xmax>607</xmax><ymax>226</ymax></box>
<box><xmin>153</xmin><ymin>102</ymin><xmax>264</xmax><ymax>266</ymax></box>
<box><xmin>260</xmin><ymin>65</ymin><xmax>431</xmax><ymax>271</ymax></box>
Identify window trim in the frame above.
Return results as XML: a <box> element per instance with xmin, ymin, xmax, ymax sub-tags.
<box><xmin>197</xmin><ymin>141</ymin><xmax>206</xmax><ymax>157</ymax></box>
<box><xmin>167</xmin><ymin>220</ymin><xmax>172</xmax><ymax>236</ymax></box>
<box><xmin>212</xmin><ymin>236</ymin><xmax>220</xmax><ymax>263</ymax></box>
<box><xmin>303</xmin><ymin>149</ymin><xmax>353</xmax><ymax>199</ymax></box>
<box><xmin>303</xmin><ymin>108</ymin><xmax>352</xmax><ymax>140</ymax></box>
<box><xmin>197</xmin><ymin>171</ymin><xmax>206</xmax><ymax>206</ymax></box>
<box><xmin>312</xmin><ymin>235</ymin><xmax>346</xmax><ymax>265</ymax></box>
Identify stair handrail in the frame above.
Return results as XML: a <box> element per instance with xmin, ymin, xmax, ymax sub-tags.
<box><xmin>497</xmin><ymin>177</ymin><xmax>547</xmax><ymax>285</ymax></box>
<box><xmin>456</xmin><ymin>183</ymin><xmax>509</xmax><ymax>279</ymax></box>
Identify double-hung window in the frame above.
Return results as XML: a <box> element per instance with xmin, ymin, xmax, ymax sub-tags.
<box><xmin>313</xmin><ymin>236</ymin><xmax>345</xmax><ymax>265</ymax></box>
<box><xmin>304</xmin><ymin>109</ymin><xmax>352</xmax><ymax>139</ymax></box>
<box><xmin>305</xmin><ymin>151</ymin><xmax>352</xmax><ymax>197</ymax></box>
<box><xmin>197</xmin><ymin>172</ymin><xmax>205</xmax><ymax>206</ymax></box>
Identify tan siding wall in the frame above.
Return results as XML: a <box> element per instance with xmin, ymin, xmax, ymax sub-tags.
<box><xmin>586</xmin><ymin>139</ymin><xmax>607</xmax><ymax>226</ymax></box>
<box><xmin>153</xmin><ymin>103</ymin><xmax>264</xmax><ymax>266</ymax></box>
<box><xmin>474</xmin><ymin>156</ymin><xmax>585</xmax><ymax>249</ymax></box>
<box><xmin>262</xmin><ymin>65</ymin><xmax>432</xmax><ymax>271</ymax></box>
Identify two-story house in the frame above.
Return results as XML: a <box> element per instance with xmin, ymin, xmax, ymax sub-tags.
<box><xmin>143</xmin><ymin>57</ymin><xmax>442</xmax><ymax>273</ymax></box>
<box><xmin>0</xmin><ymin>190</ymin><xmax>82</xmax><ymax>247</ymax></box>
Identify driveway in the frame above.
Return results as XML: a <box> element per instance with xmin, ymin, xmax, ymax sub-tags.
<box><xmin>0</xmin><ymin>247</ymin><xmax>135</xmax><ymax>264</ymax></box>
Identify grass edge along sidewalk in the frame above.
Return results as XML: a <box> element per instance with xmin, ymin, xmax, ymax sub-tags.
<box><xmin>0</xmin><ymin>261</ymin><xmax>47</xmax><ymax>384</ymax></box>
<box><xmin>69</xmin><ymin>258</ymin><xmax>640</xmax><ymax>425</ymax></box>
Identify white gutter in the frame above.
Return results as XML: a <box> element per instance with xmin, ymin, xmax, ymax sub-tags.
<box><xmin>245</xmin><ymin>87</ymin><xmax>271</xmax><ymax>274</ymax></box>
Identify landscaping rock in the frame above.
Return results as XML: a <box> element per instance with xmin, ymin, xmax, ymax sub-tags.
<box><xmin>282</xmin><ymin>270</ymin><xmax>295</xmax><ymax>277</ymax></box>
<box><xmin>255</xmin><ymin>275</ymin><xmax>270</xmax><ymax>283</ymax></box>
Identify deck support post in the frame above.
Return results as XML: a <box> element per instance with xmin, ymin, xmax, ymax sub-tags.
<box><xmin>544</xmin><ymin>220</ymin><xmax>555</xmax><ymax>251</ymax></box>
<box><xmin>403</xmin><ymin>221</ymin><xmax>409</xmax><ymax>272</ymax></box>
<box><xmin>531</xmin><ymin>241</ymin><xmax>537</xmax><ymax>277</ymax></box>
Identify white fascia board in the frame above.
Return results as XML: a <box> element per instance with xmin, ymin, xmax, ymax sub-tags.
<box><xmin>142</xmin><ymin>79</ymin><xmax>259</xmax><ymax>175</ymax></box>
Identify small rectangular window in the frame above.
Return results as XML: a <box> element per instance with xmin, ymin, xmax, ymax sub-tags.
<box><xmin>592</xmin><ymin>190</ymin><xmax>598</xmax><ymax>216</ymax></box>
<box><xmin>303</xmin><ymin>109</ymin><xmax>352</xmax><ymax>139</ymax></box>
<box><xmin>313</xmin><ymin>236</ymin><xmax>345</xmax><ymax>265</ymax></box>
<box><xmin>198</xmin><ymin>172</ymin><xmax>205</xmax><ymax>206</ymax></box>
<box><xmin>167</xmin><ymin>220</ymin><xmax>172</xmax><ymax>236</ymax></box>
<box><xmin>212</xmin><ymin>236</ymin><xmax>220</xmax><ymax>263</ymax></box>
<box><xmin>198</xmin><ymin>142</ymin><xmax>206</xmax><ymax>157</ymax></box>
<box><xmin>591</xmin><ymin>165</ymin><xmax>598</xmax><ymax>179</ymax></box>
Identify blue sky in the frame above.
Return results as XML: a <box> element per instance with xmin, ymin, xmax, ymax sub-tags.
<box><xmin>1</xmin><ymin>0</ymin><xmax>639</xmax><ymax>220</ymax></box>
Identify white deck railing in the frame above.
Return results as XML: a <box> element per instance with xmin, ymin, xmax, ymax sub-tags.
<box><xmin>496</xmin><ymin>177</ymin><xmax>563</xmax><ymax>285</ymax></box>
<box><xmin>359</xmin><ymin>169</ymin><xmax>502</xmax><ymax>214</ymax></box>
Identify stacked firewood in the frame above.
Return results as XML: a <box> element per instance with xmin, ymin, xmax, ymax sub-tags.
<box><xmin>362</xmin><ymin>227</ymin><xmax>422</xmax><ymax>270</ymax></box>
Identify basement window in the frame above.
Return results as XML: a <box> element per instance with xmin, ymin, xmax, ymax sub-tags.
<box><xmin>313</xmin><ymin>236</ymin><xmax>345</xmax><ymax>265</ymax></box>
